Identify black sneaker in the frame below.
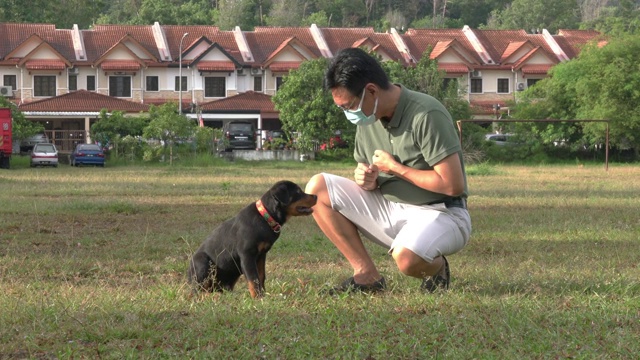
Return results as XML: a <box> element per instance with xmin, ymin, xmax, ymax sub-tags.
<box><xmin>421</xmin><ymin>256</ymin><xmax>450</xmax><ymax>292</ymax></box>
<box><xmin>326</xmin><ymin>276</ymin><xmax>386</xmax><ymax>295</ymax></box>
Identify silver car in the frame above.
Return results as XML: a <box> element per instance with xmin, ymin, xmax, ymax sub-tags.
<box><xmin>30</xmin><ymin>143</ymin><xmax>58</xmax><ymax>167</ymax></box>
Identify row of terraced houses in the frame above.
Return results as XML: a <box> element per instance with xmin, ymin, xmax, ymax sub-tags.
<box><xmin>0</xmin><ymin>22</ymin><xmax>602</xmax><ymax>151</ymax></box>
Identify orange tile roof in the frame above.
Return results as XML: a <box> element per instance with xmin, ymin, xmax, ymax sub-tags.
<box><xmin>476</xmin><ymin>29</ymin><xmax>557</xmax><ymax>63</ymax></box>
<box><xmin>402</xmin><ymin>28</ymin><xmax>484</xmax><ymax>64</ymax></box>
<box><xmin>438</xmin><ymin>63</ymin><xmax>470</xmax><ymax>74</ymax></box>
<box><xmin>268</xmin><ymin>61</ymin><xmax>301</xmax><ymax>72</ymax></box>
<box><xmin>500</xmin><ymin>41</ymin><xmax>528</xmax><ymax>63</ymax></box>
<box><xmin>0</xmin><ymin>23</ymin><xmax>75</xmax><ymax>61</ymax></box>
<box><xmin>25</xmin><ymin>59</ymin><xmax>67</xmax><ymax>70</ymax></box>
<box><xmin>18</xmin><ymin>90</ymin><xmax>149</xmax><ymax>113</ymax></box>
<box><xmin>100</xmin><ymin>60</ymin><xmax>141</xmax><ymax>70</ymax></box>
<box><xmin>244</xmin><ymin>27</ymin><xmax>322</xmax><ymax>65</ymax></box>
<box><xmin>555</xmin><ymin>29</ymin><xmax>603</xmax><ymax>58</ymax></box>
<box><xmin>200</xmin><ymin>91</ymin><xmax>274</xmax><ymax>112</ymax></box>
<box><xmin>320</xmin><ymin>27</ymin><xmax>375</xmax><ymax>55</ymax></box>
<box><xmin>161</xmin><ymin>26</ymin><xmax>244</xmax><ymax>64</ymax></box>
<box><xmin>82</xmin><ymin>25</ymin><xmax>160</xmax><ymax>63</ymax></box>
<box><xmin>196</xmin><ymin>61</ymin><xmax>236</xmax><ymax>71</ymax></box>
<box><xmin>520</xmin><ymin>64</ymin><xmax>553</xmax><ymax>75</ymax></box>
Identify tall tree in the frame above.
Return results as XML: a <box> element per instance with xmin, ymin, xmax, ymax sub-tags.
<box><xmin>380</xmin><ymin>52</ymin><xmax>471</xmax><ymax>122</ymax></box>
<box><xmin>265</xmin><ymin>0</ymin><xmax>303</xmax><ymax>26</ymax></box>
<box><xmin>272</xmin><ymin>58</ymin><xmax>351</xmax><ymax>152</ymax></box>
<box><xmin>217</xmin><ymin>0</ymin><xmax>260</xmax><ymax>30</ymax></box>
<box><xmin>513</xmin><ymin>34</ymin><xmax>640</xmax><ymax>158</ymax></box>
<box><xmin>143</xmin><ymin>103</ymin><xmax>196</xmax><ymax>165</ymax></box>
<box><xmin>486</xmin><ymin>0</ymin><xmax>581</xmax><ymax>33</ymax></box>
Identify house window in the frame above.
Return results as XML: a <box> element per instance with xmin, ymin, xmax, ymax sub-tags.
<box><xmin>275</xmin><ymin>76</ymin><xmax>283</xmax><ymax>90</ymax></box>
<box><xmin>109</xmin><ymin>76</ymin><xmax>131</xmax><ymax>97</ymax></box>
<box><xmin>527</xmin><ymin>78</ymin><xmax>540</xmax><ymax>87</ymax></box>
<box><xmin>497</xmin><ymin>78</ymin><xmax>509</xmax><ymax>93</ymax></box>
<box><xmin>204</xmin><ymin>77</ymin><xmax>225</xmax><ymax>97</ymax></box>
<box><xmin>174</xmin><ymin>76</ymin><xmax>188</xmax><ymax>91</ymax></box>
<box><xmin>253</xmin><ymin>76</ymin><xmax>263</xmax><ymax>92</ymax></box>
<box><xmin>3</xmin><ymin>75</ymin><xmax>17</xmax><ymax>90</ymax></box>
<box><xmin>146</xmin><ymin>76</ymin><xmax>159</xmax><ymax>91</ymax></box>
<box><xmin>34</xmin><ymin>76</ymin><xmax>56</xmax><ymax>97</ymax></box>
<box><xmin>87</xmin><ymin>75</ymin><xmax>96</xmax><ymax>91</ymax></box>
<box><xmin>69</xmin><ymin>75</ymin><xmax>77</xmax><ymax>91</ymax></box>
<box><xmin>470</xmin><ymin>78</ymin><xmax>482</xmax><ymax>93</ymax></box>
<box><xmin>442</xmin><ymin>78</ymin><xmax>458</xmax><ymax>91</ymax></box>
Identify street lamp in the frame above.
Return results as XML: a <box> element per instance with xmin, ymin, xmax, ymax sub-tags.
<box><xmin>178</xmin><ymin>32</ymin><xmax>189</xmax><ymax>114</ymax></box>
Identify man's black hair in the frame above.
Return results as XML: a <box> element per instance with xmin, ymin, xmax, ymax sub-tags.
<box><xmin>324</xmin><ymin>48</ymin><xmax>390</xmax><ymax>96</ymax></box>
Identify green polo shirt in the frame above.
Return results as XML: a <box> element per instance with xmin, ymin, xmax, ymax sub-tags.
<box><xmin>354</xmin><ymin>85</ymin><xmax>468</xmax><ymax>205</ymax></box>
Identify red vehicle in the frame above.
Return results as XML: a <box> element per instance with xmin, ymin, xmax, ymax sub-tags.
<box><xmin>0</xmin><ymin>108</ymin><xmax>11</xmax><ymax>169</ymax></box>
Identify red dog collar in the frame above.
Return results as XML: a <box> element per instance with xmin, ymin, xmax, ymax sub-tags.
<box><xmin>256</xmin><ymin>200</ymin><xmax>282</xmax><ymax>233</ymax></box>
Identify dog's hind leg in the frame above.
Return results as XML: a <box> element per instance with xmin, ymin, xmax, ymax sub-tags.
<box><xmin>188</xmin><ymin>252</ymin><xmax>214</xmax><ymax>292</ymax></box>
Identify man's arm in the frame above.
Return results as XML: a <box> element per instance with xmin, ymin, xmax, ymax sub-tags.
<box><xmin>372</xmin><ymin>150</ymin><xmax>464</xmax><ymax>197</ymax></box>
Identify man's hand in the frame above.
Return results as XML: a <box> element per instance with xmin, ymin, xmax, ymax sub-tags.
<box><xmin>354</xmin><ymin>163</ymin><xmax>379</xmax><ymax>190</ymax></box>
<box><xmin>372</xmin><ymin>150</ymin><xmax>398</xmax><ymax>175</ymax></box>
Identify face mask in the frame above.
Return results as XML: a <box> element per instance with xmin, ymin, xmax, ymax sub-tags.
<box><xmin>343</xmin><ymin>88</ymin><xmax>378</xmax><ymax>126</ymax></box>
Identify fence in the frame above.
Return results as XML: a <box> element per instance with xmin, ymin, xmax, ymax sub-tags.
<box><xmin>44</xmin><ymin>130</ymin><xmax>88</xmax><ymax>153</ymax></box>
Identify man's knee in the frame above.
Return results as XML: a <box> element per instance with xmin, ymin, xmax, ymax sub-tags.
<box><xmin>305</xmin><ymin>173</ymin><xmax>326</xmax><ymax>194</ymax></box>
<box><xmin>392</xmin><ymin>247</ymin><xmax>427</xmax><ymax>276</ymax></box>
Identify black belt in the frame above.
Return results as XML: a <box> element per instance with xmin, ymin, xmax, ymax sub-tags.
<box><xmin>442</xmin><ymin>197</ymin><xmax>467</xmax><ymax>209</ymax></box>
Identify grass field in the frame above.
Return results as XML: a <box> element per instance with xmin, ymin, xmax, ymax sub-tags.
<box><xmin>1</xmin><ymin>157</ymin><xmax>638</xmax><ymax>359</ymax></box>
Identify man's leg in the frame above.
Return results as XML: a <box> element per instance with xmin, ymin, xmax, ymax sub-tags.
<box><xmin>305</xmin><ymin>174</ymin><xmax>382</xmax><ymax>285</ymax></box>
<box><xmin>391</xmin><ymin>247</ymin><xmax>444</xmax><ymax>278</ymax></box>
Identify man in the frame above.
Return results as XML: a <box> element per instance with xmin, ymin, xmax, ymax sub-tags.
<box><xmin>305</xmin><ymin>48</ymin><xmax>472</xmax><ymax>294</ymax></box>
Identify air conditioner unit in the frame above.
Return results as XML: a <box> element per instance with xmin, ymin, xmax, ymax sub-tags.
<box><xmin>68</xmin><ymin>67</ymin><xmax>79</xmax><ymax>75</ymax></box>
<box><xmin>251</xmin><ymin>68</ymin><xmax>263</xmax><ymax>75</ymax></box>
<box><xmin>471</xmin><ymin>70</ymin><xmax>482</xmax><ymax>78</ymax></box>
<box><xmin>516</xmin><ymin>82</ymin><xmax>525</xmax><ymax>91</ymax></box>
<box><xmin>0</xmin><ymin>86</ymin><xmax>13</xmax><ymax>97</ymax></box>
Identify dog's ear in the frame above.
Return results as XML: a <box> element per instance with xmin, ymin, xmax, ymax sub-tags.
<box><xmin>271</xmin><ymin>185</ymin><xmax>290</xmax><ymax>205</ymax></box>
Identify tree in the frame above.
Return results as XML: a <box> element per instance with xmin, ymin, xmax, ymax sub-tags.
<box><xmin>90</xmin><ymin>109</ymin><xmax>149</xmax><ymax>157</ymax></box>
<box><xmin>513</xmin><ymin>34</ymin><xmax>640</xmax><ymax>159</ymax></box>
<box><xmin>217</xmin><ymin>0</ymin><xmax>260</xmax><ymax>30</ymax></box>
<box><xmin>0</xmin><ymin>97</ymin><xmax>44</xmax><ymax>143</ymax></box>
<box><xmin>486</xmin><ymin>0</ymin><xmax>581</xmax><ymax>33</ymax></box>
<box><xmin>272</xmin><ymin>57</ymin><xmax>350</xmax><ymax>152</ymax></box>
<box><xmin>380</xmin><ymin>51</ymin><xmax>472</xmax><ymax>122</ymax></box>
<box><xmin>143</xmin><ymin>102</ymin><xmax>196</xmax><ymax>164</ymax></box>
<box><xmin>265</xmin><ymin>0</ymin><xmax>303</xmax><ymax>26</ymax></box>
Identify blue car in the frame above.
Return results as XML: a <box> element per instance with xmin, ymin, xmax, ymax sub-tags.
<box><xmin>70</xmin><ymin>143</ymin><xmax>105</xmax><ymax>167</ymax></box>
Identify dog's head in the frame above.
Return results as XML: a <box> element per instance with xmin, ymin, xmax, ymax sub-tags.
<box><xmin>262</xmin><ymin>180</ymin><xmax>317</xmax><ymax>220</ymax></box>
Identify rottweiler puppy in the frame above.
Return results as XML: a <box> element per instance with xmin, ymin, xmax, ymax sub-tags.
<box><xmin>188</xmin><ymin>180</ymin><xmax>317</xmax><ymax>298</ymax></box>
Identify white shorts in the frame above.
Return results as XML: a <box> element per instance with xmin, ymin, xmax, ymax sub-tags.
<box><xmin>323</xmin><ymin>173</ymin><xmax>472</xmax><ymax>262</ymax></box>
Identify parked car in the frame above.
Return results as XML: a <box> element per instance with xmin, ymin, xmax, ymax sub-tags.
<box><xmin>70</xmin><ymin>143</ymin><xmax>105</xmax><ymax>167</ymax></box>
<box><xmin>20</xmin><ymin>133</ymin><xmax>49</xmax><ymax>153</ymax></box>
<box><xmin>220</xmin><ymin>121</ymin><xmax>256</xmax><ymax>151</ymax></box>
<box><xmin>485</xmin><ymin>133</ymin><xmax>516</xmax><ymax>146</ymax></box>
<box><xmin>30</xmin><ymin>143</ymin><xmax>58</xmax><ymax>167</ymax></box>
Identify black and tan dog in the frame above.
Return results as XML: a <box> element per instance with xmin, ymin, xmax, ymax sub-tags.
<box><xmin>187</xmin><ymin>180</ymin><xmax>317</xmax><ymax>298</ymax></box>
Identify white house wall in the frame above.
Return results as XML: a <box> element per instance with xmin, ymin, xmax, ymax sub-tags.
<box><xmin>482</xmin><ymin>70</ymin><xmax>514</xmax><ymax>93</ymax></box>
<box><xmin>123</xmin><ymin>40</ymin><xmax>151</xmax><ymax>59</ymax></box>
<box><xmin>439</xmin><ymin>51</ymin><xmax>463</xmax><ymax>63</ymax></box>
<box><xmin>527</xmin><ymin>52</ymin><xmax>553</xmax><ymax>65</ymax></box>
<box><xmin>11</xmin><ymin>38</ymin><xmax>40</xmax><ymax>57</ymax></box>
<box><xmin>108</xmin><ymin>46</ymin><xmax>137</xmax><ymax>60</ymax></box>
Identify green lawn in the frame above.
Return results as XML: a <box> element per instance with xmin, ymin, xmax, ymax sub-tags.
<box><xmin>1</xmin><ymin>159</ymin><xmax>638</xmax><ymax>358</ymax></box>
